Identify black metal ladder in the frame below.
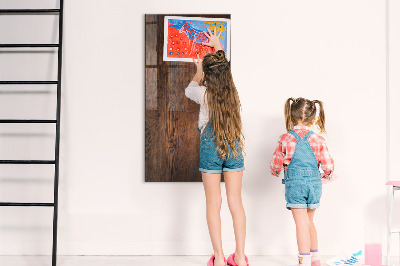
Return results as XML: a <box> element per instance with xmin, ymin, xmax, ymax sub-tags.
<box><xmin>0</xmin><ymin>2</ymin><xmax>64</xmax><ymax>266</ymax></box>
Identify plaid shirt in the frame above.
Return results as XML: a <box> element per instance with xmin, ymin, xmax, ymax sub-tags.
<box><xmin>270</xmin><ymin>126</ymin><xmax>334</xmax><ymax>179</ymax></box>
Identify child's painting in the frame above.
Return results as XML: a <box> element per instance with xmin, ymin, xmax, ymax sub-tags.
<box><xmin>163</xmin><ymin>16</ymin><xmax>231</xmax><ymax>62</ymax></box>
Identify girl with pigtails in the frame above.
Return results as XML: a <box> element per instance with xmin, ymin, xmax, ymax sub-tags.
<box><xmin>270</xmin><ymin>98</ymin><xmax>335</xmax><ymax>266</ymax></box>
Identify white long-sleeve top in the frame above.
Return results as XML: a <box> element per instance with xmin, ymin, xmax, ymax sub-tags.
<box><xmin>184</xmin><ymin>81</ymin><xmax>209</xmax><ymax>133</ymax></box>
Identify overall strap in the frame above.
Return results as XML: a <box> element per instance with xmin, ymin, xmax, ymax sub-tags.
<box><xmin>284</xmin><ymin>129</ymin><xmax>320</xmax><ymax>181</ymax></box>
<box><xmin>303</xmin><ymin>130</ymin><xmax>314</xmax><ymax>140</ymax></box>
<box><xmin>289</xmin><ymin>130</ymin><xmax>314</xmax><ymax>141</ymax></box>
<box><xmin>288</xmin><ymin>130</ymin><xmax>301</xmax><ymax>141</ymax></box>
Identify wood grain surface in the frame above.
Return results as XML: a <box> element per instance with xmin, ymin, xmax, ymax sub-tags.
<box><xmin>145</xmin><ymin>14</ymin><xmax>231</xmax><ymax>182</ymax></box>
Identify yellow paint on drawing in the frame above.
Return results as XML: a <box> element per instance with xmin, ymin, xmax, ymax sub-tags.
<box><xmin>205</xmin><ymin>21</ymin><xmax>226</xmax><ymax>40</ymax></box>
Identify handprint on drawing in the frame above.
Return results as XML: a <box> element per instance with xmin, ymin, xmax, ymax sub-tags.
<box><xmin>163</xmin><ymin>16</ymin><xmax>230</xmax><ymax>62</ymax></box>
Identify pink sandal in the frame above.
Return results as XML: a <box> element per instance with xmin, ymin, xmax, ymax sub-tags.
<box><xmin>227</xmin><ymin>253</ymin><xmax>249</xmax><ymax>266</ymax></box>
<box><xmin>207</xmin><ymin>254</ymin><xmax>227</xmax><ymax>266</ymax></box>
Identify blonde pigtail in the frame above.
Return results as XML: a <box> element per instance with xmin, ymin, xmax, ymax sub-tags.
<box><xmin>285</xmin><ymin>98</ymin><xmax>295</xmax><ymax>131</ymax></box>
<box><xmin>313</xmin><ymin>100</ymin><xmax>326</xmax><ymax>133</ymax></box>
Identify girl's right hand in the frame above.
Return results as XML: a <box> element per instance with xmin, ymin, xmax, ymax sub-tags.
<box><xmin>202</xmin><ymin>28</ymin><xmax>223</xmax><ymax>51</ymax></box>
<box><xmin>191</xmin><ymin>54</ymin><xmax>203</xmax><ymax>84</ymax></box>
<box><xmin>193</xmin><ymin>54</ymin><xmax>202</xmax><ymax>73</ymax></box>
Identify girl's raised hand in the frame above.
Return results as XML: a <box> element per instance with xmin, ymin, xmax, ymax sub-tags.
<box><xmin>193</xmin><ymin>54</ymin><xmax>202</xmax><ymax>73</ymax></box>
<box><xmin>202</xmin><ymin>28</ymin><xmax>223</xmax><ymax>51</ymax></box>
<box><xmin>192</xmin><ymin>54</ymin><xmax>203</xmax><ymax>84</ymax></box>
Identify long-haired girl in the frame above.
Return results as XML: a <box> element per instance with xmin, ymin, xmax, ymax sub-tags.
<box><xmin>185</xmin><ymin>29</ymin><xmax>248</xmax><ymax>266</ymax></box>
<box><xmin>270</xmin><ymin>98</ymin><xmax>335</xmax><ymax>266</ymax></box>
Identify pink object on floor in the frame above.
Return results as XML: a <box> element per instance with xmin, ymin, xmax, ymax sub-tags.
<box><xmin>227</xmin><ymin>253</ymin><xmax>249</xmax><ymax>266</ymax></box>
<box><xmin>321</xmin><ymin>173</ymin><xmax>338</xmax><ymax>184</ymax></box>
<box><xmin>207</xmin><ymin>254</ymin><xmax>227</xmax><ymax>266</ymax></box>
<box><xmin>311</xmin><ymin>260</ymin><xmax>321</xmax><ymax>266</ymax></box>
<box><xmin>386</xmin><ymin>181</ymin><xmax>400</xmax><ymax>187</ymax></box>
<box><xmin>365</xmin><ymin>243</ymin><xmax>382</xmax><ymax>266</ymax></box>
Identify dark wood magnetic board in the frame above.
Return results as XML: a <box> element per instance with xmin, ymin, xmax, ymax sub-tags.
<box><xmin>145</xmin><ymin>14</ymin><xmax>231</xmax><ymax>182</ymax></box>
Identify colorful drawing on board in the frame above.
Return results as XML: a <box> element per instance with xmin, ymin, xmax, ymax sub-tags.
<box><xmin>163</xmin><ymin>16</ymin><xmax>230</xmax><ymax>62</ymax></box>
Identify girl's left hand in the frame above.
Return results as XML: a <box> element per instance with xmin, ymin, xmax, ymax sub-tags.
<box><xmin>202</xmin><ymin>28</ymin><xmax>223</xmax><ymax>51</ymax></box>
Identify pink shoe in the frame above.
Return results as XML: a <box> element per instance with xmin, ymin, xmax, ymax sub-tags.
<box><xmin>311</xmin><ymin>260</ymin><xmax>320</xmax><ymax>266</ymax></box>
<box><xmin>227</xmin><ymin>253</ymin><xmax>249</xmax><ymax>266</ymax></box>
<box><xmin>207</xmin><ymin>254</ymin><xmax>227</xmax><ymax>266</ymax></box>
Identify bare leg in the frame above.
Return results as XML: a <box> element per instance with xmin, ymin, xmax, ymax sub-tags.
<box><xmin>202</xmin><ymin>173</ymin><xmax>225</xmax><ymax>266</ymax></box>
<box><xmin>224</xmin><ymin>171</ymin><xmax>247</xmax><ymax>266</ymax></box>
<box><xmin>291</xmin><ymin>208</ymin><xmax>311</xmax><ymax>254</ymax></box>
<box><xmin>307</xmin><ymin>209</ymin><xmax>318</xmax><ymax>251</ymax></box>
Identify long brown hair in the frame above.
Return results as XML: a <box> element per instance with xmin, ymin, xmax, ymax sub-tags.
<box><xmin>284</xmin><ymin>97</ymin><xmax>326</xmax><ymax>133</ymax></box>
<box><xmin>202</xmin><ymin>50</ymin><xmax>244</xmax><ymax>158</ymax></box>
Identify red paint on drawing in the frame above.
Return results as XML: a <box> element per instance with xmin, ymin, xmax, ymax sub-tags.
<box><xmin>167</xmin><ymin>25</ymin><xmax>214</xmax><ymax>59</ymax></box>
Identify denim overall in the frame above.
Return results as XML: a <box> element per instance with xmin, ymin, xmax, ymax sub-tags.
<box><xmin>283</xmin><ymin>130</ymin><xmax>322</xmax><ymax>210</ymax></box>
<box><xmin>198</xmin><ymin>124</ymin><xmax>245</xmax><ymax>174</ymax></box>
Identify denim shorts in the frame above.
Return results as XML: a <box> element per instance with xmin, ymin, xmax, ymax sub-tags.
<box><xmin>199</xmin><ymin>126</ymin><xmax>245</xmax><ymax>174</ymax></box>
<box><xmin>285</xmin><ymin>178</ymin><xmax>322</xmax><ymax>209</ymax></box>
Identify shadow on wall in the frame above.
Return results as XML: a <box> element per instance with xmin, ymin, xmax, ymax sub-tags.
<box><xmin>241</xmin><ymin>114</ymin><xmax>292</xmax><ymax>254</ymax></box>
<box><xmin>365</xmin><ymin>195</ymin><xmax>386</xmax><ymax>228</ymax></box>
<box><xmin>364</xmin><ymin>194</ymin><xmax>388</xmax><ymax>250</ymax></box>
<box><xmin>160</xmin><ymin>182</ymin><xmax>208</xmax><ymax>254</ymax></box>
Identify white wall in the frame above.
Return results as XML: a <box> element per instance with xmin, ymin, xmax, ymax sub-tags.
<box><xmin>388</xmin><ymin>0</ymin><xmax>400</xmax><ymax>258</ymax></box>
<box><xmin>0</xmin><ymin>0</ymin><xmax>389</xmax><ymax>257</ymax></box>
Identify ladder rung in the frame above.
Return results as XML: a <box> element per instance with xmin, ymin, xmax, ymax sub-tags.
<box><xmin>0</xmin><ymin>9</ymin><xmax>60</xmax><ymax>14</ymax></box>
<box><xmin>0</xmin><ymin>202</ymin><xmax>54</xmax><ymax>207</ymax></box>
<box><xmin>0</xmin><ymin>160</ymin><xmax>55</xmax><ymax>164</ymax></box>
<box><xmin>0</xmin><ymin>81</ymin><xmax>58</xmax><ymax>84</ymax></box>
<box><xmin>0</xmin><ymin>119</ymin><xmax>56</xmax><ymax>123</ymax></box>
<box><xmin>0</xmin><ymin>44</ymin><xmax>59</xmax><ymax>48</ymax></box>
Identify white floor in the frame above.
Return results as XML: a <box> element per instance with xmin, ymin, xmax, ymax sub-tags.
<box><xmin>0</xmin><ymin>256</ymin><xmax>397</xmax><ymax>266</ymax></box>
<box><xmin>0</xmin><ymin>255</ymin><xmax>332</xmax><ymax>266</ymax></box>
